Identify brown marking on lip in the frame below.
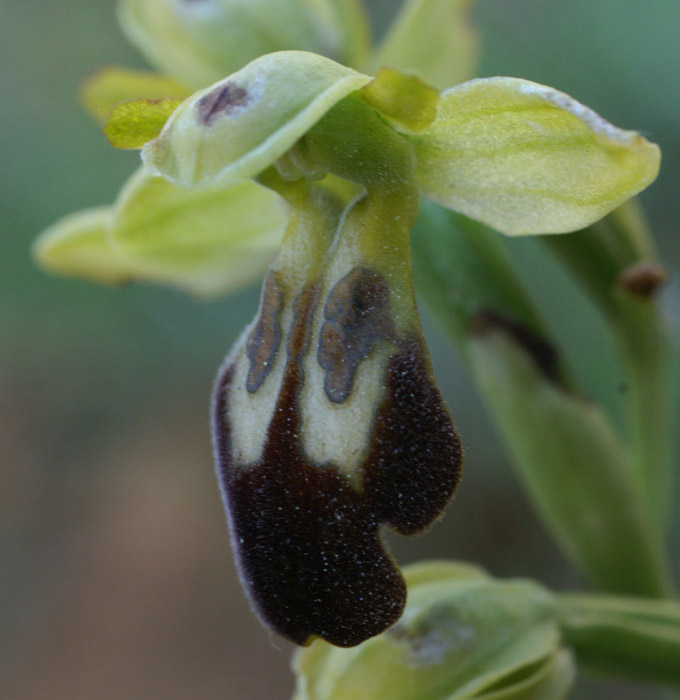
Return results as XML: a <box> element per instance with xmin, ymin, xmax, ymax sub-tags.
<box><xmin>197</xmin><ymin>82</ymin><xmax>250</xmax><ymax>126</ymax></box>
<box><xmin>363</xmin><ymin>337</ymin><xmax>463</xmax><ymax>535</ymax></box>
<box><xmin>318</xmin><ymin>267</ymin><xmax>396</xmax><ymax>403</ymax></box>
<box><xmin>212</xmin><ymin>284</ymin><xmax>462</xmax><ymax>647</ymax></box>
<box><xmin>470</xmin><ymin>310</ymin><xmax>561</xmax><ymax>384</ymax></box>
<box><xmin>617</xmin><ymin>261</ymin><xmax>667</xmax><ymax>298</ymax></box>
<box><xmin>246</xmin><ymin>271</ymin><xmax>284</xmax><ymax>393</ymax></box>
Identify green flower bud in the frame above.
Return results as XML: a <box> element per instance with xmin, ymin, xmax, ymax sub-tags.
<box><xmin>293</xmin><ymin>561</ymin><xmax>575</xmax><ymax>700</ymax></box>
<box><xmin>118</xmin><ymin>0</ymin><xmax>369</xmax><ymax>90</ymax></box>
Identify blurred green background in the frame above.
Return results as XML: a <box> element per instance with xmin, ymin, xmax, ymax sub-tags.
<box><xmin>2</xmin><ymin>1</ymin><xmax>678</xmax><ymax>698</ymax></box>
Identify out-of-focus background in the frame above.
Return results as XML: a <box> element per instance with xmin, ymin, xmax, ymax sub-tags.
<box><xmin>2</xmin><ymin>1</ymin><xmax>678</xmax><ymax>698</ymax></box>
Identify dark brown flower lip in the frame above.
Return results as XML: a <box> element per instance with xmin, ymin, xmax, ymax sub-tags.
<box><xmin>212</xmin><ymin>274</ymin><xmax>463</xmax><ymax>647</ymax></box>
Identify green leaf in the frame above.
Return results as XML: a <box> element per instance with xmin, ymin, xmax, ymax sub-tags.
<box><xmin>142</xmin><ymin>51</ymin><xmax>370</xmax><ymax>189</ymax></box>
<box><xmin>80</xmin><ymin>66</ymin><xmax>189</xmax><ymax>124</ymax></box>
<box><xmin>411</xmin><ymin>78</ymin><xmax>660</xmax><ymax>235</ymax></box>
<box><xmin>118</xmin><ymin>0</ymin><xmax>369</xmax><ymax>90</ymax></box>
<box><xmin>467</xmin><ymin>322</ymin><xmax>673</xmax><ymax>597</ymax></box>
<box><xmin>111</xmin><ymin>167</ymin><xmax>286</xmax><ymax>296</ymax></box>
<box><xmin>360</xmin><ymin>66</ymin><xmax>439</xmax><ymax>132</ymax></box>
<box><xmin>293</xmin><ymin>561</ymin><xmax>570</xmax><ymax>700</ymax></box>
<box><xmin>557</xmin><ymin>592</ymin><xmax>680</xmax><ymax>688</ymax></box>
<box><xmin>370</xmin><ymin>0</ymin><xmax>478</xmax><ymax>90</ymax></box>
<box><xmin>103</xmin><ymin>97</ymin><xmax>182</xmax><ymax>149</ymax></box>
<box><xmin>32</xmin><ymin>206</ymin><xmax>134</xmax><ymax>285</ymax></box>
<box><xmin>477</xmin><ymin>650</ymin><xmax>575</xmax><ymax>700</ymax></box>
<box><xmin>543</xmin><ymin>202</ymin><xmax>676</xmax><ymax>533</ymax></box>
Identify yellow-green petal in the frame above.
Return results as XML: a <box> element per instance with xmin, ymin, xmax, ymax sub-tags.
<box><xmin>104</xmin><ymin>97</ymin><xmax>182</xmax><ymax>149</ymax></box>
<box><xmin>32</xmin><ymin>207</ymin><xmax>134</xmax><ymax>285</ymax></box>
<box><xmin>411</xmin><ymin>78</ymin><xmax>661</xmax><ymax>235</ymax></box>
<box><xmin>80</xmin><ymin>66</ymin><xmax>190</xmax><ymax>124</ymax></box>
<box><xmin>111</xmin><ymin>167</ymin><xmax>286</xmax><ymax>297</ymax></box>
<box><xmin>360</xmin><ymin>66</ymin><xmax>439</xmax><ymax>132</ymax></box>
<box><xmin>370</xmin><ymin>0</ymin><xmax>478</xmax><ymax>90</ymax></box>
<box><xmin>118</xmin><ymin>0</ymin><xmax>368</xmax><ymax>90</ymax></box>
<box><xmin>142</xmin><ymin>51</ymin><xmax>371</xmax><ymax>189</ymax></box>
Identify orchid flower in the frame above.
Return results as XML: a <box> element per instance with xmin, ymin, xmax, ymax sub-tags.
<box><xmin>32</xmin><ymin>3</ymin><xmax>661</xmax><ymax>651</ymax></box>
<box><xmin>43</xmin><ymin>49</ymin><xmax>658</xmax><ymax>648</ymax></box>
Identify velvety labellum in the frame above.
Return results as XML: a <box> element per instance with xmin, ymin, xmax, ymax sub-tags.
<box><xmin>212</xmin><ymin>266</ymin><xmax>463</xmax><ymax>647</ymax></box>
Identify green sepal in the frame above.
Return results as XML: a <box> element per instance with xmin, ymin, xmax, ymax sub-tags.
<box><xmin>410</xmin><ymin>77</ymin><xmax>660</xmax><ymax>235</ymax></box>
<box><xmin>110</xmin><ymin>167</ymin><xmax>286</xmax><ymax>296</ymax></box>
<box><xmin>33</xmin><ymin>168</ymin><xmax>287</xmax><ymax>297</ymax></box>
<box><xmin>360</xmin><ymin>66</ymin><xmax>439</xmax><ymax>132</ymax></box>
<box><xmin>370</xmin><ymin>0</ymin><xmax>478</xmax><ymax>90</ymax></box>
<box><xmin>32</xmin><ymin>206</ymin><xmax>134</xmax><ymax>285</ymax></box>
<box><xmin>142</xmin><ymin>51</ymin><xmax>371</xmax><ymax>189</ymax></box>
<box><xmin>557</xmin><ymin>592</ymin><xmax>680</xmax><ymax>688</ymax></box>
<box><xmin>467</xmin><ymin>323</ymin><xmax>673</xmax><ymax>597</ymax></box>
<box><xmin>80</xmin><ymin>66</ymin><xmax>189</xmax><ymax>124</ymax></box>
<box><xmin>118</xmin><ymin>0</ymin><xmax>369</xmax><ymax>90</ymax></box>
<box><xmin>293</xmin><ymin>561</ymin><xmax>573</xmax><ymax>700</ymax></box>
<box><xmin>103</xmin><ymin>97</ymin><xmax>182</xmax><ymax>149</ymax></box>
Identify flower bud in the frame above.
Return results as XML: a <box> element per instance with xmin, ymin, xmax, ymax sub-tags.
<box><xmin>293</xmin><ymin>561</ymin><xmax>576</xmax><ymax>700</ymax></box>
<box><xmin>119</xmin><ymin>0</ymin><xmax>368</xmax><ymax>90</ymax></box>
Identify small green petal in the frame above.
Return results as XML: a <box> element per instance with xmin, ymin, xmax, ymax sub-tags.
<box><xmin>80</xmin><ymin>66</ymin><xmax>189</xmax><ymax>124</ymax></box>
<box><xmin>143</xmin><ymin>51</ymin><xmax>371</xmax><ymax>189</ymax></box>
<box><xmin>411</xmin><ymin>78</ymin><xmax>661</xmax><ymax>235</ymax></box>
<box><xmin>118</xmin><ymin>0</ymin><xmax>368</xmax><ymax>90</ymax></box>
<box><xmin>370</xmin><ymin>0</ymin><xmax>478</xmax><ymax>90</ymax></box>
<box><xmin>111</xmin><ymin>167</ymin><xmax>286</xmax><ymax>296</ymax></box>
<box><xmin>103</xmin><ymin>97</ymin><xmax>182</xmax><ymax>149</ymax></box>
<box><xmin>32</xmin><ymin>207</ymin><xmax>134</xmax><ymax>285</ymax></box>
<box><xmin>360</xmin><ymin>66</ymin><xmax>439</xmax><ymax>132</ymax></box>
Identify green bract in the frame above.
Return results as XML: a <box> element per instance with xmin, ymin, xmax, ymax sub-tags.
<box><xmin>292</xmin><ymin>561</ymin><xmax>575</xmax><ymax>700</ymax></box>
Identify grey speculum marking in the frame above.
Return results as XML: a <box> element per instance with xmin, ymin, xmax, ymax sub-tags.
<box><xmin>246</xmin><ymin>272</ymin><xmax>284</xmax><ymax>393</ymax></box>
<box><xmin>196</xmin><ymin>82</ymin><xmax>250</xmax><ymax>126</ymax></box>
<box><xmin>318</xmin><ymin>267</ymin><xmax>395</xmax><ymax>403</ymax></box>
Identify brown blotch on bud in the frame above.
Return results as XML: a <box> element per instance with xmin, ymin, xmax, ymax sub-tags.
<box><xmin>617</xmin><ymin>261</ymin><xmax>667</xmax><ymax>298</ymax></box>
<box><xmin>246</xmin><ymin>272</ymin><xmax>284</xmax><ymax>393</ymax></box>
<box><xmin>318</xmin><ymin>267</ymin><xmax>396</xmax><ymax>403</ymax></box>
<box><xmin>197</xmin><ymin>82</ymin><xmax>250</xmax><ymax>126</ymax></box>
<box><xmin>470</xmin><ymin>310</ymin><xmax>561</xmax><ymax>385</ymax></box>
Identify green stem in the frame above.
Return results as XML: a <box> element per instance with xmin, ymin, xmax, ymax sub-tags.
<box><xmin>556</xmin><ymin>591</ymin><xmax>680</xmax><ymax>688</ymax></box>
<box><xmin>543</xmin><ymin>201</ymin><xmax>676</xmax><ymax>532</ymax></box>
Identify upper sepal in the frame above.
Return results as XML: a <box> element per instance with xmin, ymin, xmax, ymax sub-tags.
<box><xmin>142</xmin><ymin>51</ymin><xmax>371</xmax><ymax>189</ymax></box>
<box><xmin>410</xmin><ymin>77</ymin><xmax>661</xmax><ymax>235</ymax></box>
